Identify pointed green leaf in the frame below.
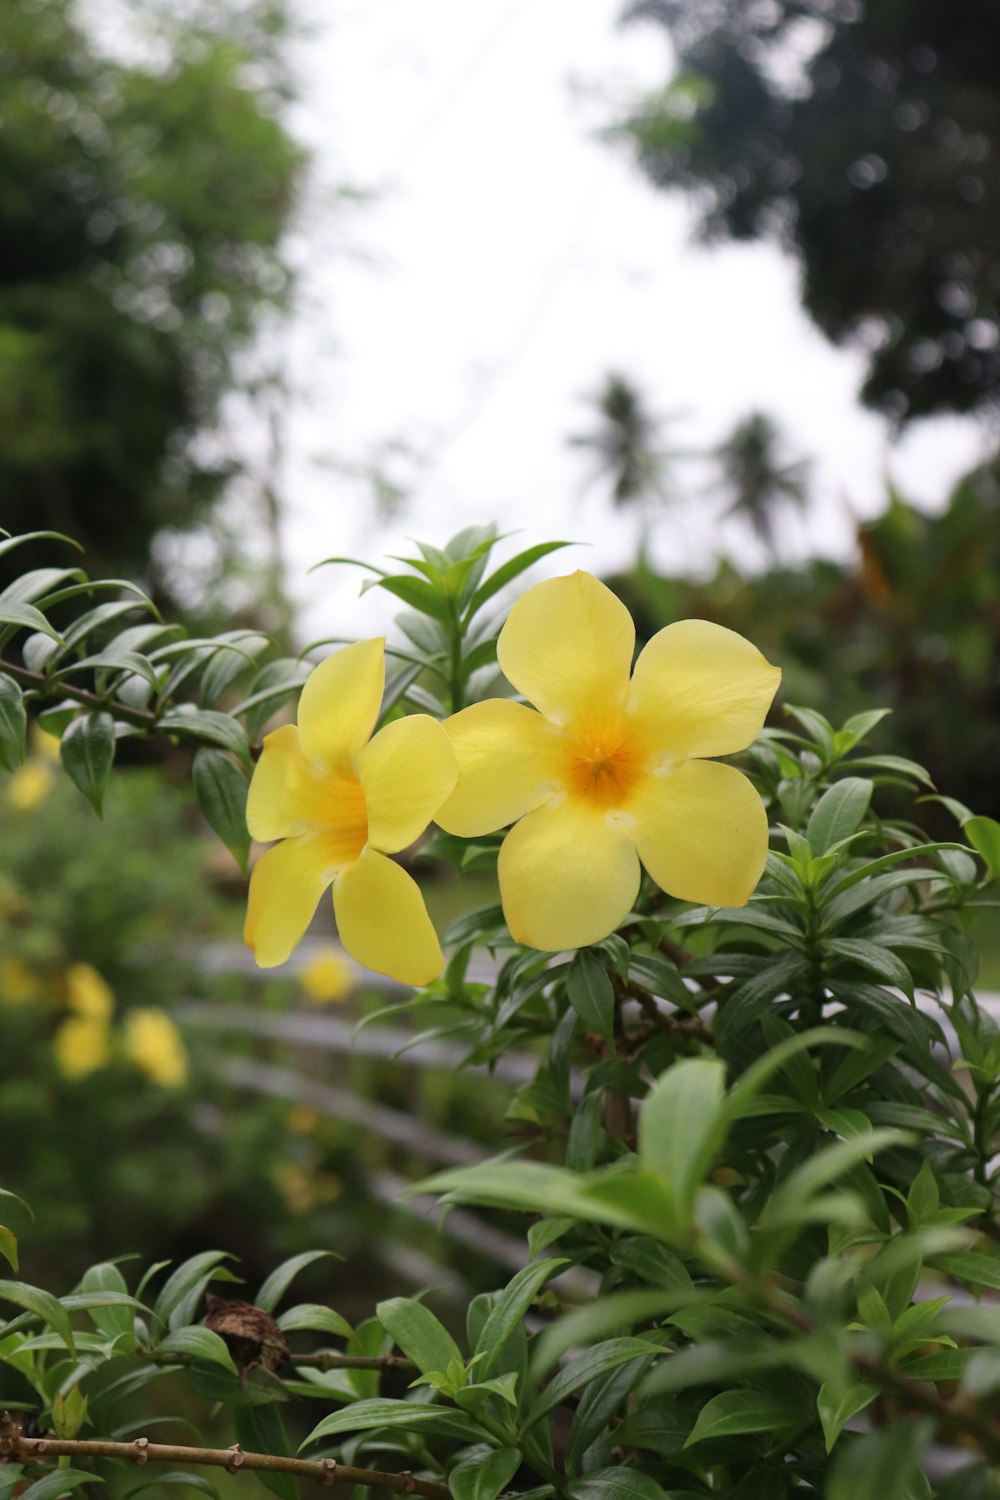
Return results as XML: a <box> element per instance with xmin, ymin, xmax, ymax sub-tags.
<box><xmin>805</xmin><ymin>778</ymin><xmax>873</xmax><ymax>854</ymax></box>
<box><xmin>59</xmin><ymin>712</ymin><xmax>115</xmax><ymax>815</ymax></box>
<box><xmin>0</xmin><ymin>600</ymin><xmax>64</xmax><ymax>644</ymax></box>
<box><xmin>566</xmin><ymin>950</ymin><xmax>616</xmax><ymax>1047</ymax></box>
<box><xmin>639</xmin><ymin>1058</ymin><xmax>727</xmax><ymax>1217</ymax></box>
<box><xmin>685</xmin><ymin>1389</ymin><xmax>805</xmax><ymax>1446</ymax></box>
<box><xmin>301</xmin><ymin>1399</ymin><xmax>487</xmax><ymax>1448</ymax></box>
<box><xmin>566</xmin><ymin>1470</ymin><xmax>668</xmax><ymax>1500</ymax></box>
<box><xmin>376</xmin><ymin>1296</ymin><xmax>462</xmax><ymax>1377</ymax></box>
<box><xmin>448</xmin><ymin>1447</ymin><xmax>520</xmax><ymax>1500</ymax></box>
<box><xmin>964</xmin><ymin>816</ymin><xmax>1000</xmax><ymax>882</ymax></box>
<box><xmin>234</xmin><ymin>1405</ymin><xmax>296</xmax><ymax>1500</ymax></box>
<box><xmin>192</xmin><ymin>749</ymin><xmax>250</xmax><ymax>875</ymax></box>
<box><xmin>0</xmin><ymin>1279</ymin><xmax>75</xmax><ymax>1354</ymax></box>
<box><xmin>156</xmin><ymin>1326</ymin><xmax>239</xmax><ymax>1374</ymax></box>
<box><xmin>468</xmin><ymin>542</ymin><xmax>574</xmax><ymax>617</ymax></box>
<box><xmin>0</xmin><ymin>674</ymin><xmax>27</xmax><ymax>770</ymax></box>
<box><xmin>18</xmin><ymin>1470</ymin><xmax>100</xmax><ymax>1500</ymax></box>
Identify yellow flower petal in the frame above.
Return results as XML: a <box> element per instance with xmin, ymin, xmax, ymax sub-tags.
<box><xmin>244</xmin><ymin>834</ymin><xmax>346</xmax><ymax>968</ymax></box>
<box><xmin>436</xmin><ymin>699</ymin><xmax>563</xmax><ymax>837</ymax></box>
<box><xmin>497</xmin><ymin>572</ymin><xmax>635</xmax><ymax>727</ymax></box>
<box><xmin>359</xmin><ymin>714</ymin><xmax>459</xmax><ymax>853</ymax></box>
<box><xmin>247</xmin><ymin>725</ymin><xmax>326</xmax><ymax>841</ymax></box>
<box><xmin>497</xmin><ymin>800</ymin><xmax>640</xmax><ymax>951</ymax></box>
<box><xmin>124</xmin><ymin>1007</ymin><xmax>188</xmax><ymax>1088</ymax></box>
<box><xmin>627</xmin><ymin>620</ymin><xmax>780</xmax><ymax>761</ymax></box>
<box><xmin>333</xmin><ymin>849</ymin><xmax>444</xmax><ymax>985</ymax></box>
<box><xmin>66</xmin><ymin>962</ymin><xmax>114</xmax><ymax>1021</ymax></box>
<box><xmin>297</xmin><ymin>638</ymin><xmax>385</xmax><ymax>776</ymax></box>
<box><xmin>52</xmin><ymin>1016</ymin><xmax>111</xmax><ymax>1079</ymax></box>
<box><xmin>629</xmin><ymin>759</ymin><xmax>769</xmax><ymax>907</ymax></box>
<box><xmin>247</xmin><ymin>725</ymin><xmax>367</xmax><ymax>844</ymax></box>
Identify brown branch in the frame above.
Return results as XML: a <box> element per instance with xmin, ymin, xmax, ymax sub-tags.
<box><xmin>0</xmin><ymin>658</ymin><xmax>159</xmax><ymax>731</ymax></box>
<box><xmin>289</xmin><ymin>1352</ymin><xmax>414</xmax><ymax>1372</ymax></box>
<box><xmin>0</xmin><ymin>1414</ymin><xmax>449</xmax><ymax>1498</ymax></box>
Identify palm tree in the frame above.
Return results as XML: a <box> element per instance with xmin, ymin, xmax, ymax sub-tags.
<box><xmin>569</xmin><ymin>372</ymin><xmax>691</xmax><ymax>553</ymax></box>
<box><xmin>712</xmin><ymin>412</ymin><xmax>810</xmax><ymax>562</ymax></box>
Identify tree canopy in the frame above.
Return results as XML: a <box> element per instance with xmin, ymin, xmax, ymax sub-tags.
<box><xmin>0</xmin><ymin>0</ymin><xmax>302</xmax><ymax>587</ymax></box>
<box><xmin>617</xmin><ymin>0</ymin><xmax>1000</xmax><ymax>423</ymax></box>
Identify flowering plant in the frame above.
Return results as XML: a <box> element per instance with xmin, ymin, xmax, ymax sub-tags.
<box><xmin>2</xmin><ymin>525</ymin><xmax>1000</xmax><ymax>1500</ymax></box>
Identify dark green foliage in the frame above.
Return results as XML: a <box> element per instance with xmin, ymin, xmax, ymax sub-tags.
<box><xmin>616</xmin><ymin>0</ymin><xmax>1000</xmax><ymax>421</ymax></box>
<box><xmin>0</xmin><ymin>0</ymin><xmax>302</xmax><ymax>589</ymax></box>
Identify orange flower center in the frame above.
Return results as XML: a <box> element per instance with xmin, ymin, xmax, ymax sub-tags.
<box><xmin>314</xmin><ymin>774</ymin><xmax>369</xmax><ymax>864</ymax></box>
<box><xmin>565</xmin><ymin>722</ymin><xmax>642</xmax><ymax>809</ymax></box>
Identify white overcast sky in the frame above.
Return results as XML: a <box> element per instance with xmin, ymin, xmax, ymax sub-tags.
<box><xmin>264</xmin><ymin>0</ymin><xmax>989</xmax><ymax>636</ymax></box>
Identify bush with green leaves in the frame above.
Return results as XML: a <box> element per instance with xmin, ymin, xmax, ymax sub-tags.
<box><xmin>3</xmin><ymin>524</ymin><xmax>1000</xmax><ymax>1500</ymax></box>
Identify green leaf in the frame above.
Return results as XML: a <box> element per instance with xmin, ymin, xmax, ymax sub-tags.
<box><xmin>0</xmin><ymin>599</ymin><xmax>64</xmax><ymax>644</ymax></box>
<box><xmin>0</xmin><ymin>1280</ymin><xmax>75</xmax><ymax>1354</ymax></box>
<box><xmin>565</xmin><ymin>1467</ymin><xmax>668</xmax><ymax>1500</ymax></box>
<box><xmin>376</xmin><ymin>1297</ymin><xmax>463</xmax><ymax>1377</ymax></box>
<box><xmin>964</xmin><ymin>816</ymin><xmax>1000</xmax><ymax>881</ymax></box>
<box><xmin>158</xmin><ymin>708</ymin><xmax>250</xmax><ymax>768</ymax></box>
<box><xmin>199</xmin><ymin>634</ymin><xmax>269</xmax><ymax>707</ymax></box>
<box><xmin>929</xmin><ymin>1252</ymin><xmax>1000</xmax><ymax>1292</ymax></box>
<box><xmin>826</xmin><ymin>1422</ymin><xmax>929</xmax><ymax>1500</ymax></box>
<box><xmin>192</xmin><ymin>750</ymin><xmax>250</xmax><ymax>875</ymax></box>
<box><xmin>0</xmin><ymin>1226</ymin><xmax>18</xmax><ymax>1273</ymax></box>
<box><xmin>277</xmin><ymin>1304</ymin><xmax>352</xmax><ymax>1339</ymax></box>
<box><xmin>234</xmin><ymin>1405</ymin><xmax>297</xmax><ymax>1500</ymax></box>
<box><xmin>823</xmin><ymin>938</ymin><xmax>914</xmax><ymax>997</ymax></box>
<box><xmin>77</xmin><ymin>1263</ymin><xmax>132</xmax><ymax>1341</ymax></box>
<box><xmin>0</xmin><ymin>674</ymin><xmax>27</xmax><ymax>770</ymax></box>
<box><xmin>805</xmin><ymin>778</ymin><xmax>873</xmax><ymax>854</ymax></box>
<box><xmin>448</xmin><ymin>1447</ymin><xmax>520</xmax><ymax>1500</ymax></box>
<box><xmin>255</xmin><ymin>1251</ymin><xmax>337</xmax><ymax>1315</ymax></box>
<box><xmin>468</xmin><ymin>542</ymin><xmax>574</xmax><ymax>617</ymax></box>
<box><xmin>684</xmin><ymin>1389</ymin><xmax>805</xmax><ymax>1445</ymax></box>
<box><xmin>524</xmin><ymin>1338</ymin><xmax>662</xmax><ymax>1430</ymax></box>
<box><xmin>639</xmin><ymin>1058</ymin><xmax>727</xmax><ymax>1218</ymax></box>
<box><xmin>375</xmin><ymin>574</ymin><xmax>452</xmax><ymax>624</ymax></box>
<box><xmin>152</xmin><ymin>1251</ymin><xmax>237</xmax><ymax>1330</ymax></box>
<box><xmin>59</xmin><ymin>712</ymin><xmax>115</xmax><ymax>815</ymax></box>
<box><xmin>17</xmin><ymin>1470</ymin><xmax>100</xmax><ymax>1500</ymax></box>
<box><xmin>473</xmin><ymin>1260</ymin><xmax>568</xmax><ymax>1379</ymax></box>
<box><xmin>0</xmin><ymin>530</ymin><xmax>83</xmax><ymax>560</ymax></box>
<box><xmin>126</xmin><ymin>1475</ymin><xmax>220</xmax><ymax>1500</ymax></box>
<box><xmin>817</xmin><ymin>1382</ymin><xmax>878</xmax><ymax>1451</ymax></box>
<box><xmin>566</xmin><ymin>951</ymin><xmax>616</xmax><ymax>1047</ymax></box>
<box><xmin>301</xmin><ymin>1399</ymin><xmax>487</xmax><ymax>1448</ymax></box>
<box><xmin>156</xmin><ymin>1326</ymin><xmax>239</xmax><ymax>1374</ymax></box>
<box><xmin>567</xmin><ymin>1355</ymin><xmax>654</xmax><ymax>1466</ymax></box>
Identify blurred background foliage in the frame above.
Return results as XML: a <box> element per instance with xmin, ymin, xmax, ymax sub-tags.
<box><xmin>614</xmin><ymin>0</ymin><xmax>1000</xmax><ymax>423</ymax></box>
<box><xmin>0</xmin><ymin>0</ymin><xmax>302</xmax><ymax>608</ymax></box>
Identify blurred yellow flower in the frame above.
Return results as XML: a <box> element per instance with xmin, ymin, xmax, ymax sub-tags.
<box><xmin>65</xmin><ymin>962</ymin><xmax>115</xmax><ymax>1021</ymax></box>
<box><xmin>53</xmin><ymin>1016</ymin><xmax>111</xmax><ymax>1079</ymax></box>
<box><xmin>5</xmin><ymin>761</ymin><xmax>54</xmax><ymax>812</ymax></box>
<box><xmin>244</xmin><ymin>638</ymin><xmax>459</xmax><ymax>986</ymax></box>
<box><xmin>300</xmin><ymin>947</ymin><xmax>353</xmax><ymax>1004</ymax></box>
<box><xmin>437</xmin><ymin>571</ymin><xmax>780</xmax><ymax>951</ymax></box>
<box><xmin>287</xmin><ymin>1105</ymin><xmax>322</xmax><ymax>1134</ymax></box>
<box><xmin>273</xmin><ymin>1162</ymin><xmax>341</xmax><ymax>1215</ymax></box>
<box><xmin>123</xmin><ymin>1007</ymin><xmax>188</xmax><ymax>1088</ymax></box>
<box><xmin>1</xmin><ymin>956</ymin><xmax>40</xmax><ymax>1005</ymax></box>
<box><xmin>34</xmin><ymin>728</ymin><xmax>61</xmax><ymax>761</ymax></box>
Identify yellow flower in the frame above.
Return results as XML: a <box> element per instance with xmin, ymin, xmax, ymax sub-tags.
<box><xmin>53</xmin><ymin>1015</ymin><xmax>111</xmax><ymax>1079</ymax></box>
<box><xmin>1</xmin><ymin>956</ymin><xmax>40</xmax><ymax>1005</ymax></box>
<box><xmin>300</xmin><ymin>947</ymin><xmax>353</xmax><ymax>1004</ymax></box>
<box><xmin>5</xmin><ymin>761</ymin><xmax>53</xmax><ymax>812</ymax></box>
<box><xmin>436</xmin><ymin>571</ymin><xmax>780</xmax><ymax>951</ymax></box>
<box><xmin>243</xmin><ymin>638</ymin><xmax>459</xmax><ymax>986</ymax></box>
<box><xmin>123</xmin><ymin>1007</ymin><xmax>188</xmax><ymax>1088</ymax></box>
<box><xmin>65</xmin><ymin>962</ymin><xmax>115</xmax><ymax>1021</ymax></box>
